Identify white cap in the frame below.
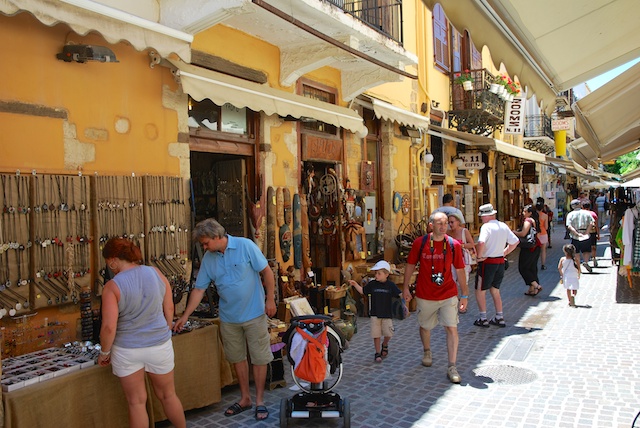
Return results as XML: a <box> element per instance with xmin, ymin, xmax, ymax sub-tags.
<box><xmin>370</xmin><ymin>260</ymin><xmax>391</xmax><ymax>272</ymax></box>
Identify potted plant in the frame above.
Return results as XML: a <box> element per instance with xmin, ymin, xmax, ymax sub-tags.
<box><xmin>454</xmin><ymin>70</ymin><xmax>474</xmax><ymax>91</ymax></box>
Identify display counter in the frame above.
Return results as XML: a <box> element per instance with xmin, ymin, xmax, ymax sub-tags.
<box><xmin>2</xmin><ymin>323</ymin><xmax>233</xmax><ymax>427</ymax></box>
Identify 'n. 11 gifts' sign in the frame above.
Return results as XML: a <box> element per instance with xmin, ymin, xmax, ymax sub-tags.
<box><xmin>504</xmin><ymin>97</ymin><xmax>524</xmax><ymax>135</ymax></box>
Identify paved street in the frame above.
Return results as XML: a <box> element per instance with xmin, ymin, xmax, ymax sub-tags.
<box><xmin>168</xmin><ymin>226</ymin><xmax>640</xmax><ymax>428</ymax></box>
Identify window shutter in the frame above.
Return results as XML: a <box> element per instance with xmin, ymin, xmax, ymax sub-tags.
<box><xmin>451</xmin><ymin>27</ymin><xmax>462</xmax><ymax>73</ymax></box>
<box><xmin>433</xmin><ymin>4</ymin><xmax>450</xmax><ymax>72</ymax></box>
<box><xmin>471</xmin><ymin>43</ymin><xmax>482</xmax><ymax>70</ymax></box>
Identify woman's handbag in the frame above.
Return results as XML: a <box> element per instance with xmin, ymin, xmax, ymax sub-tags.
<box><xmin>519</xmin><ymin>224</ymin><xmax>537</xmax><ymax>248</ymax></box>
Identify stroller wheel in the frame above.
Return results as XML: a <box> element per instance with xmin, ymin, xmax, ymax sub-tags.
<box><xmin>280</xmin><ymin>397</ymin><xmax>289</xmax><ymax>428</ymax></box>
<box><xmin>341</xmin><ymin>397</ymin><xmax>350</xmax><ymax>428</ymax></box>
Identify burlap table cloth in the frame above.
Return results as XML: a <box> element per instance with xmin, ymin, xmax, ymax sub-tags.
<box><xmin>2</xmin><ymin>323</ymin><xmax>232</xmax><ymax>427</ymax></box>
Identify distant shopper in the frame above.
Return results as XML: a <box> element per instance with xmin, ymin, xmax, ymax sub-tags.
<box><xmin>514</xmin><ymin>205</ymin><xmax>542</xmax><ymax>297</ymax></box>
<box><xmin>535</xmin><ymin>201</ymin><xmax>549</xmax><ymax>270</ymax></box>
<box><xmin>474</xmin><ymin>204</ymin><xmax>519</xmax><ymax>328</ymax></box>
<box><xmin>558</xmin><ymin>244</ymin><xmax>581</xmax><ymax>307</ymax></box>
<box><xmin>447</xmin><ymin>212</ymin><xmax>475</xmax><ymax>313</ymax></box>
<box><xmin>349</xmin><ymin>260</ymin><xmax>402</xmax><ymax>363</ymax></box>
<box><xmin>402</xmin><ymin>212</ymin><xmax>468</xmax><ymax>384</ymax></box>
<box><xmin>433</xmin><ymin>193</ymin><xmax>465</xmax><ymax>225</ymax></box>
<box><xmin>99</xmin><ymin>237</ymin><xmax>186</xmax><ymax>428</ymax></box>
<box><xmin>595</xmin><ymin>192</ymin><xmax>608</xmax><ymax>227</ymax></box>
<box><xmin>582</xmin><ymin>201</ymin><xmax>600</xmax><ymax>267</ymax></box>
<box><xmin>566</xmin><ymin>199</ymin><xmax>595</xmax><ymax>273</ymax></box>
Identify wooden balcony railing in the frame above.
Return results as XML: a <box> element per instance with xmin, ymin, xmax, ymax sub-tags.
<box><xmin>325</xmin><ymin>0</ymin><xmax>403</xmax><ymax>44</ymax></box>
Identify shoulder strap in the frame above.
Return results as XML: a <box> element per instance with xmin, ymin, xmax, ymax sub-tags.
<box><xmin>418</xmin><ymin>233</ymin><xmax>429</xmax><ymax>258</ymax></box>
<box><xmin>418</xmin><ymin>233</ymin><xmax>455</xmax><ymax>260</ymax></box>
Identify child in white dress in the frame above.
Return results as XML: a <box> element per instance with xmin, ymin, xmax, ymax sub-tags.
<box><xmin>558</xmin><ymin>244</ymin><xmax>581</xmax><ymax>307</ymax></box>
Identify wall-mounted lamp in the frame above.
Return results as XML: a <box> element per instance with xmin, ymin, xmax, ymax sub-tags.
<box><xmin>56</xmin><ymin>44</ymin><xmax>118</xmax><ymax>63</ymax></box>
<box><xmin>422</xmin><ymin>151</ymin><xmax>434</xmax><ymax>164</ymax></box>
<box><xmin>451</xmin><ymin>156</ymin><xmax>464</xmax><ymax>168</ymax></box>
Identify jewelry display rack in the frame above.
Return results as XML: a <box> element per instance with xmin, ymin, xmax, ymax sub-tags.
<box><xmin>0</xmin><ymin>174</ymin><xmax>32</xmax><ymax>317</ymax></box>
<box><xmin>142</xmin><ymin>176</ymin><xmax>190</xmax><ymax>302</ymax></box>
<box><xmin>31</xmin><ymin>174</ymin><xmax>92</xmax><ymax>308</ymax></box>
<box><xmin>93</xmin><ymin>175</ymin><xmax>145</xmax><ymax>294</ymax></box>
<box><xmin>0</xmin><ymin>173</ymin><xmax>190</xmax><ymax>314</ymax></box>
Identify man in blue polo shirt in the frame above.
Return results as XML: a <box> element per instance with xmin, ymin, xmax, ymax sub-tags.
<box><xmin>174</xmin><ymin>219</ymin><xmax>276</xmax><ymax>421</ymax></box>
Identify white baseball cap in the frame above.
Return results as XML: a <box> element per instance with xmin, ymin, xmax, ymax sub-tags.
<box><xmin>370</xmin><ymin>260</ymin><xmax>391</xmax><ymax>272</ymax></box>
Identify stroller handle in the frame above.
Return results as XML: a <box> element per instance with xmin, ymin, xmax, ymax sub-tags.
<box><xmin>291</xmin><ymin>315</ymin><xmax>333</xmax><ymax>332</ymax></box>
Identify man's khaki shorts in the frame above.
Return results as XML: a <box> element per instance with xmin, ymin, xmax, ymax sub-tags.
<box><xmin>416</xmin><ymin>296</ymin><xmax>459</xmax><ymax>330</ymax></box>
<box><xmin>220</xmin><ymin>314</ymin><xmax>274</xmax><ymax>365</ymax></box>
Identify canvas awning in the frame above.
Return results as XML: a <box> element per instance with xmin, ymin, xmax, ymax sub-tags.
<box><xmin>427</xmin><ymin>125</ymin><xmax>546</xmax><ymax>163</ymax></box>
<box><xmin>426</xmin><ymin>125</ymin><xmax>493</xmax><ymax>146</ymax></box>
<box><xmin>169</xmin><ymin>60</ymin><xmax>368</xmax><ymax>136</ymax></box>
<box><xmin>370</xmin><ymin>99</ymin><xmax>430</xmax><ymax>130</ymax></box>
<box><xmin>572</xmin><ymin>62</ymin><xmax>640</xmax><ymax>162</ymax></box>
<box><xmin>473</xmin><ymin>0</ymin><xmax>640</xmax><ymax>92</ymax></box>
<box><xmin>0</xmin><ymin>0</ymin><xmax>192</xmax><ymax>62</ymax></box>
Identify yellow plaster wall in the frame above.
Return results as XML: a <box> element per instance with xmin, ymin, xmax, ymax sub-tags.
<box><xmin>0</xmin><ymin>13</ymin><xmax>181</xmax><ymax>176</ymax></box>
<box><xmin>193</xmin><ymin>25</ymin><xmax>286</xmax><ymax>90</ymax></box>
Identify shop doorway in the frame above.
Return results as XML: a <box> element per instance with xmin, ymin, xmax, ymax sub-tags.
<box><xmin>190</xmin><ymin>152</ymin><xmax>247</xmax><ymax>238</ymax></box>
<box><xmin>303</xmin><ymin>160</ymin><xmax>341</xmax><ymax>269</ymax></box>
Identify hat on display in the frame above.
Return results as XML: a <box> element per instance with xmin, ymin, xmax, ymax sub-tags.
<box><xmin>370</xmin><ymin>260</ymin><xmax>391</xmax><ymax>272</ymax></box>
<box><xmin>479</xmin><ymin>203</ymin><xmax>497</xmax><ymax>217</ymax></box>
<box><xmin>570</xmin><ymin>199</ymin><xmax>581</xmax><ymax>209</ymax></box>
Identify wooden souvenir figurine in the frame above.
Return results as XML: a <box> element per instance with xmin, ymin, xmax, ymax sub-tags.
<box><xmin>293</xmin><ymin>193</ymin><xmax>302</xmax><ymax>269</ymax></box>
<box><xmin>267</xmin><ymin>186</ymin><xmax>276</xmax><ymax>260</ymax></box>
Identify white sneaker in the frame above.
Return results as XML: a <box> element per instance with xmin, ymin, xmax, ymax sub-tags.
<box><xmin>447</xmin><ymin>365</ymin><xmax>461</xmax><ymax>384</ymax></box>
<box><xmin>422</xmin><ymin>350</ymin><xmax>432</xmax><ymax>367</ymax></box>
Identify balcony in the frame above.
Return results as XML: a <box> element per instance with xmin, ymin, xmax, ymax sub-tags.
<box><xmin>160</xmin><ymin>0</ymin><xmax>416</xmax><ymax>101</ymax></box>
<box><xmin>523</xmin><ymin>114</ymin><xmax>555</xmax><ymax>154</ymax></box>
<box><xmin>325</xmin><ymin>0</ymin><xmax>403</xmax><ymax>44</ymax></box>
<box><xmin>448</xmin><ymin>69</ymin><xmax>505</xmax><ymax>136</ymax></box>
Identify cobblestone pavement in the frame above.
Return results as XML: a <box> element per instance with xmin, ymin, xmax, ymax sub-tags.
<box><xmin>164</xmin><ymin>226</ymin><xmax>640</xmax><ymax>428</ymax></box>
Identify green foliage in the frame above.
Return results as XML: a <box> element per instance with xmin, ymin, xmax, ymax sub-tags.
<box><xmin>604</xmin><ymin>150</ymin><xmax>640</xmax><ymax>175</ymax></box>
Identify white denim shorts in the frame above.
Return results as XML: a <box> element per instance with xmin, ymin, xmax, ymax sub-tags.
<box><xmin>111</xmin><ymin>339</ymin><xmax>174</xmax><ymax>377</ymax></box>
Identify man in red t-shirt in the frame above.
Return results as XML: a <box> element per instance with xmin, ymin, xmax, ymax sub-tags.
<box><xmin>402</xmin><ymin>212</ymin><xmax>468</xmax><ymax>384</ymax></box>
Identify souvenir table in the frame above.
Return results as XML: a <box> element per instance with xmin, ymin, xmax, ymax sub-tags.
<box><xmin>2</xmin><ymin>323</ymin><xmax>233</xmax><ymax>427</ymax></box>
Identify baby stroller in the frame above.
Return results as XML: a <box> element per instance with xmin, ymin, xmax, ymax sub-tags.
<box><xmin>280</xmin><ymin>315</ymin><xmax>350</xmax><ymax>427</ymax></box>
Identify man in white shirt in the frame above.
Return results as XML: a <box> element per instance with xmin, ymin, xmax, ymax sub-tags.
<box><xmin>565</xmin><ymin>199</ymin><xmax>595</xmax><ymax>273</ymax></box>
<box><xmin>473</xmin><ymin>204</ymin><xmax>519</xmax><ymax>328</ymax></box>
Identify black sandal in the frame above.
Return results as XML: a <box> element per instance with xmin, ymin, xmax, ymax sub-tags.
<box><xmin>374</xmin><ymin>352</ymin><xmax>382</xmax><ymax>362</ymax></box>
<box><xmin>381</xmin><ymin>344</ymin><xmax>389</xmax><ymax>358</ymax></box>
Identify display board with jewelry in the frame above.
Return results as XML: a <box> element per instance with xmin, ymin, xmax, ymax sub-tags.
<box><xmin>1</xmin><ymin>314</ymin><xmax>72</xmax><ymax>360</ymax></box>
<box><xmin>143</xmin><ymin>176</ymin><xmax>191</xmax><ymax>305</ymax></box>
<box><xmin>0</xmin><ymin>174</ymin><xmax>32</xmax><ymax>317</ymax></box>
<box><xmin>31</xmin><ymin>174</ymin><xmax>93</xmax><ymax>308</ymax></box>
<box><xmin>94</xmin><ymin>175</ymin><xmax>145</xmax><ymax>292</ymax></box>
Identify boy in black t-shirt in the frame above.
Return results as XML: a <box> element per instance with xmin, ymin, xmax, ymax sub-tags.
<box><xmin>349</xmin><ymin>260</ymin><xmax>402</xmax><ymax>362</ymax></box>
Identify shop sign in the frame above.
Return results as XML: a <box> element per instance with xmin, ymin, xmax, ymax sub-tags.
<box><xmin>522</xmin><ymin>163</ymin><xmax>537</xmax><ymax>183</ymax></box>
<box><xmin>505</xmin><ymin>169</ymin><xmax>520</xmax><ymax>179</ymax></box>
<box><xmin>458</xmin><ymin>152</ymin><xmax>485</xmax><ymax>170</ymax></box>
<box><xmin>302</xmin><ymin>135</ymin><xmax>343</xmax><ymax>161</ymax></box>
<box><xmin>551</xmin><ymin>119</ymin><xmax>571</xmax><ymax>131</ymax></box>
<box><xmin>504</xmin><ymin>97</ymin><xmax>524</xmax><ymax>135</ymax></box>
